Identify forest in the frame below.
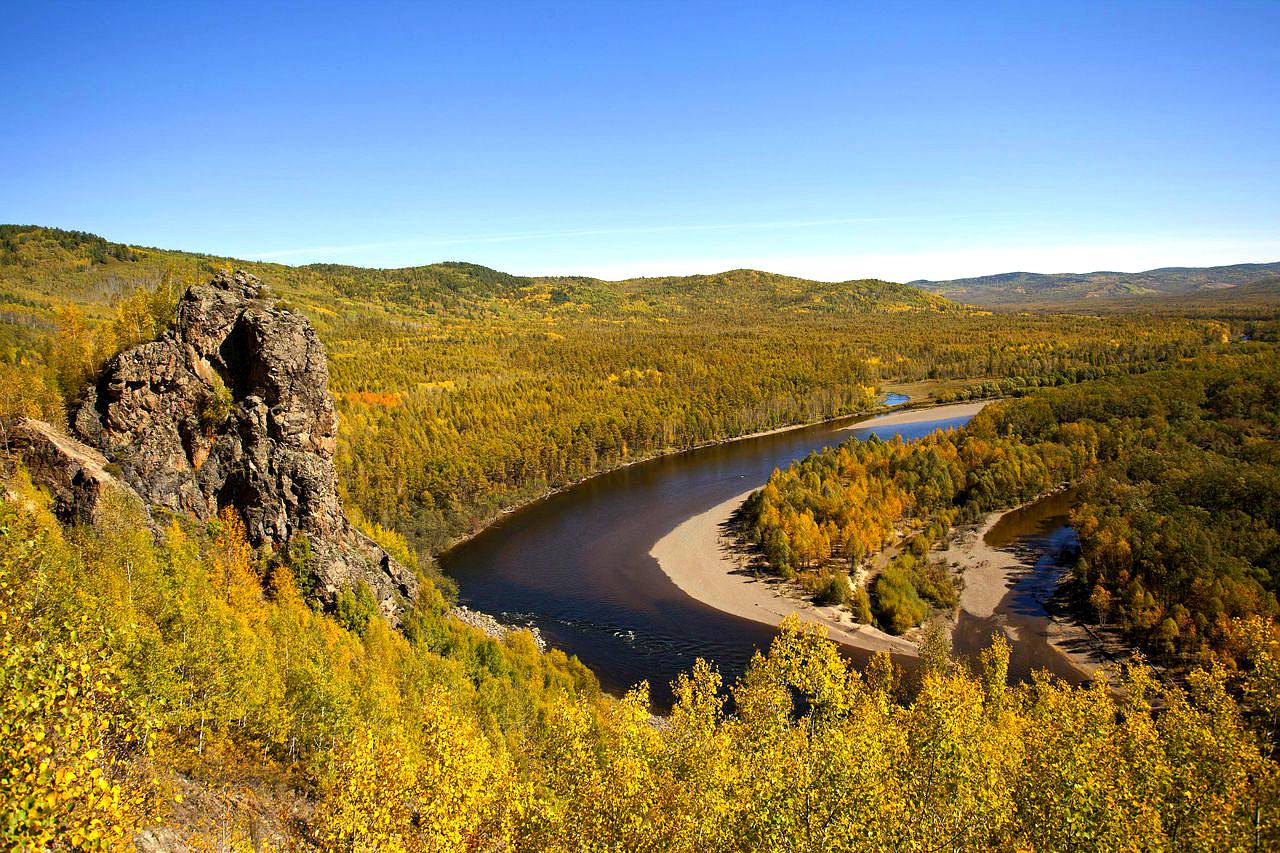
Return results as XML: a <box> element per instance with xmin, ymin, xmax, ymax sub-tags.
<box><xmin>741</xmin><ymin>349</ymin><xmax>1280</xmax><ymax>666</ymax></box>
<box><xmin>2</xmin><ymin>479</ymin><xmax>1277</xmax><ymax>849</ymax></box>
<box><xmin>2</xmin><ymin>224</ymin><xmax>1279</xmax><ymax>847</ymax></box>
<box><xmin>0</xmin><ymin>226</ymin><xmax>1239</xmax><ymax>560</ymax></box>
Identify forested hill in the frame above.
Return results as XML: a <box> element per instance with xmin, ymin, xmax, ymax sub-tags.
<box><xmin>0</xmin><ymin>223</ymin><xmax>1242</xmax><ymax>562</ymax></box>
<box><xmin>912</xmin><ymin>261</ymin><xmax>1280</xmax><ymax>307</ymax></box>
<box><xmin>308</xmin><ymin>263</ymin><xmax>959</xmax><ymax>314</ymax></box>
<box><xmin>0</xmin><ymin>224</ymin><xmax>954</xmax><ymax>318</ymax></box>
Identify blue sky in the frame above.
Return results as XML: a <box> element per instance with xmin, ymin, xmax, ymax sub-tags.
<box><xmin>3</xmin><ymin>1</ymin><xmax>1278</xmax><ymax>281</ymax></box>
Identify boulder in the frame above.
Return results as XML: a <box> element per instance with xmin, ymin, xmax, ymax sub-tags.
<box><xmin>4</xmin><ymin>416</ymin><xmax>138</xmax><ymax>525</ymax></box>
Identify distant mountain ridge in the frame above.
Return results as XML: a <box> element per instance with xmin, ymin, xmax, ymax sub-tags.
<box><xmin>912</xmin><ymin>262</ymin><xmax>1280</xmax><ymax>306</ymax></box>
<box><xmin>0</xmin><ymin>225</ymin><xmax>956</xmax><ymax>318</ymax></box>
<box><xmin>8</xmin><ymin>224</ymin><xmax>1278</xmax><ymax>314</ymax></box>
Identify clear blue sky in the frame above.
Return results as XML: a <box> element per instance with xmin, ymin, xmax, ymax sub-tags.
<box><xmin>3</xmin><ymin>2</ymin><xmax>1278</xmax><ymax>281</ymax></box>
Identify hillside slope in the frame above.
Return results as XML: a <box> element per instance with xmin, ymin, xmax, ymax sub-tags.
<box><xmin>0</xmin><ymin>225</ymin><xmax>954</xmax><ymax>320</ymax></box>
<box><xmin>912</xmin><ymin>261</ymin><xmax>1280</xmax><ymax>306</ymax></box>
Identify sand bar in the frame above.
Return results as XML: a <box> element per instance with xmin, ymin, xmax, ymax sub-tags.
<box><xmin>839</xmin><ymin>399</ymin><xmax>991</xmax><ymax>432</ymax></box>
<box><xmin>649</xmin><ymin>401</ymin><xmax>992</xmax><ymax>656</ymax></box>
<box><xmin>650</xmin><ymin>489</ymin><xmax>919</xmax><ymax>655</ymax></box>
<box><xmin>944</xmin><ymin>508</ymin><xmax>1110</xmax><ymax>679</ymax></box>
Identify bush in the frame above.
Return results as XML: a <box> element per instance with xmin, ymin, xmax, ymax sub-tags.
<box><xmin>336</xmin><ymin>581</ymin><xmax>380</xmax><ymax>635</ymax></box>
<box><xmin>199</xmin><ymin>374</ymin><xmax>234</xmax><ymax>432</ymax></box>
<box><xmin>818</xmin><ymin>572</ymin><xmax>853</xmax><ymax>607</ymax></box>
<box><xmin>851</xmin><ymin>586</ymin><xmax>874</xmax><ymax>624</ymax></box>
<box><xmin>873</xmin><ymin>563</ymin><xmax>929</xmax><ymax>634</ymax></box>
<box><xmin>904</xmin><ymin>555</ymin><xmax>959</xmax><ymax>609</ymax></box>
<box><xmin>285</xmin><ymin>530</ymin><xmax>315</xmax><ymax>598</ymax></box>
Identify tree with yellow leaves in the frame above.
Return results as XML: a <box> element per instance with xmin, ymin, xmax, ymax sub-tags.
<box><xmin>312</xmin><ymin>694</ymin><xmax>519</xmax><ymax>852</ymax></box>
<box><xmin>0</xmin><ymin>506</ymin><xmax>157</xmax><ymax>851</ymax></box>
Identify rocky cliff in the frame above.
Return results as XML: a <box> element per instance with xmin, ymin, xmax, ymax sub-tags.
<box><xmin>70</xmin><ymin>269</ymin><xmax>417</xmax><ymax>619</ymax></box>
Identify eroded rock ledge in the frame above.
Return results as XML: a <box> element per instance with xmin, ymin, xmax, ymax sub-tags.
<box><xmin>69</xmin><ymin>269</ymin><xmax>417</xmax><ymax>620</ymax></box>
<box><xmin>4</xmin><ymin>416</ymin><xmax>135</xmax><ymax>525</ymax></box>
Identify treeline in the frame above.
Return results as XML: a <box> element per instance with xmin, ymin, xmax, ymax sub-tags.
<box><xmin>742</xmin><ymin>349</ymin><xmax>1280</xmax><ymax>662</ymax></box>
<box><xmin>3</xmin><ymin>483</ymin><xmax>1277</xmax><ymax>849</ymax></box>
<box><xmin>0</xmin><ymin>224</ymin><xmax>140</xmax><ymax>266</ymax></box>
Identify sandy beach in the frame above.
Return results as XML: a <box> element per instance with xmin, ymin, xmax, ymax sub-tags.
<box><xmin>946</xmin><ymin>512</ymin><xmax>1024</xmax><ymax>620</ymax></box>
<box><xmin>650</xmin><ymin>488</ymin><xmax>920</xmax><ymax>655</ymax></box>
<box><xmin>649</xmin><ymin>401</ymin><xmax>994</xmax><ymax>657</ymax></box>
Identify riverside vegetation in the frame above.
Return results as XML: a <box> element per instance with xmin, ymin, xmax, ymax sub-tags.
<box><xmin>1</xmin><ymin>224</ymin><xmax>1278</xmax><ymax>848</ymax></box>
<box><xmin>742</xmin><ymin>347</ymin><xmax>1280</xmax><ymax>668</ymax></box>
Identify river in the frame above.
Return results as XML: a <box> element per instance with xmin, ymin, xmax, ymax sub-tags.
<box><xmin>950</xmin><ymin>489</ymin><xmax>1089</xmax><ymax>684</ymax></box>
<box><xmin>442</xmin><ymin>395</ymin><xmax>990</xmax><ymax>706</ymax></box>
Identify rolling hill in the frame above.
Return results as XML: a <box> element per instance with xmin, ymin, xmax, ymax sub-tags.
<box><xmin>0</xmin><ymin>225</ymin><xmax>955</xmax><ymax>322</ymax></box>
<box><xmin>912</xmin><ymin>261</ymin><xmax>1280</xmax><ymax>306</ymax></box>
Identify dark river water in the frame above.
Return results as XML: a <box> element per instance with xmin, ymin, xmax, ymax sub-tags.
<box><xmin>441</xmin><ymin>394</ymin><xmax>989</xmax><ymax>707</ymax></box>
<box><xmin>443</xmin><ymin>395</ymin><xmax>1087</xmax><ymax>707</ymax></box>
<box><xmin>951</xmin><ymin>489</ymin><xmax>1087</xmax><ymax>685</ymax></box>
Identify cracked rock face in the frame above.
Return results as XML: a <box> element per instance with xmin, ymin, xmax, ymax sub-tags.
<box><xmin>5</xmin><ymin>416</ymin><xmax>134</xmax><ymax>526</ymax></box>
<box><xmin>73</xmin><ymin>269</ymin><xmax>417</xmax><ymax>619</ymax></box>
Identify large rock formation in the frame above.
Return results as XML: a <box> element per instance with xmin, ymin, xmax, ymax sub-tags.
<box><xmin>72</xmin><ymin>269</ymin><xmax>417</xmax><ymax>619</ymax></box>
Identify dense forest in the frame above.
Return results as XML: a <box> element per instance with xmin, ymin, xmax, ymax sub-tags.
<box><xmin>742</xmin><ymin>350</ymin><xmax>1280</xmax><ymax>665</ymax></box>
<box><xmin>2</xmin><ymin>483</ymin><xmax>1277</xmax><ymax>849</ymax></box>
<box><xmin>1</xmin><ymin>225</ymin><xmax>1279</xmax><ymax>846</ymax></box>
<box><xmin>0</xmin><ymin>226</ymin><xmax>1240</xmax><ymax>561</ymax></box>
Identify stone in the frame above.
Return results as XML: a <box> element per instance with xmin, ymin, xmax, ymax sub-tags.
<box><xmin>72</xmin><ymin>269</ymin><xmax>417</xmax><ymax>620</ymax></box>
<box><xmin>450</xmin><ymin>605</ymin><xmax>546</xmax><ymax>652</ymax></box>
<box><xmin>4</xmin><ymin>416</ymin><xmax>140</xmax><ymax>526</ymax></box>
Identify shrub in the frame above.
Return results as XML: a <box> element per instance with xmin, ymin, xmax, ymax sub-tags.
<box><xmin>851</xmin><ymin>586</ymin><xmax>874</xmax><ymax>624</ymax></box>
<box><xmin>336</xmin><ymin>581</ymin><xmax>380</xmax><ymax>635</ymax></box>
<box><xmin>198</xmin><ymin>375</ymin><xmax>234</xmax><ymax>432</ymax></box>
<box><xmin>818</xmin><ymin>572</ymin><xmax>853</xmax><ymax>607</ymax></box>
<box><xmin>873</xmin><ymin>563</ymin><xmax>929</xmax><ymax>634</ymax></box>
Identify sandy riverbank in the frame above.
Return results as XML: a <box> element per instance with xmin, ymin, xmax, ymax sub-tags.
<box><xmin>839</xmin><ymin>399</ymin><xmax>991</xmax><ymax>432</ymax></box>
<box><xmin>943</xmin><ymin>507</ymin><xmax>1110</xmax><ymax>680</ymax></box>
<box><xmin>649</xmin><ymin>401</ymin><xmax>994</xmax><ymax>657</ymax></box>
<box><xmin>650</xmin><ymin>489</ymin><xmax>920</xmax><ymax>655</ymax></box>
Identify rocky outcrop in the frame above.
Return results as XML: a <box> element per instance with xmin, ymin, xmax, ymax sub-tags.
<box><xmin>72</xmin><ymin>269</ymin><xmax>417</xmax><ymax>620</ymax></box>
<box><xmin>4</xmin><ymin>417</ymin><xmax>142</xmax><ymax>525</ymax></box>
<box><xmin>450</xmin><ymin>606</ymin><xmax>546</xmax><ymax>652</ymax></box>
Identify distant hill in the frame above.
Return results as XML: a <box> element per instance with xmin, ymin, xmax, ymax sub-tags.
<box><xmin>9</xmin><ymin>224</ymin><xmax>1276</xmax><ymax>322</ymax></box>
<box><xmin>912</xmin><ymin>262</ymin><xmax>1280</xmax><ymax>307</ymax></box>
<box><xmin>0</xmin><ymin>225</ymin><xmax>957</xmax><ymax>322</ymax></box>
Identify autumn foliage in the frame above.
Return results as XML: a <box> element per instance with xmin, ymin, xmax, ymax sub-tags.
<box><xmin>0</xmin><ymin>484</ymin><xmax>1276</xmax><ymax>849</ymax></box>
<box><xmin>744</xmin><ymin>351</ymin><xmax>1280</xmax><ymax>652</ymax></box>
